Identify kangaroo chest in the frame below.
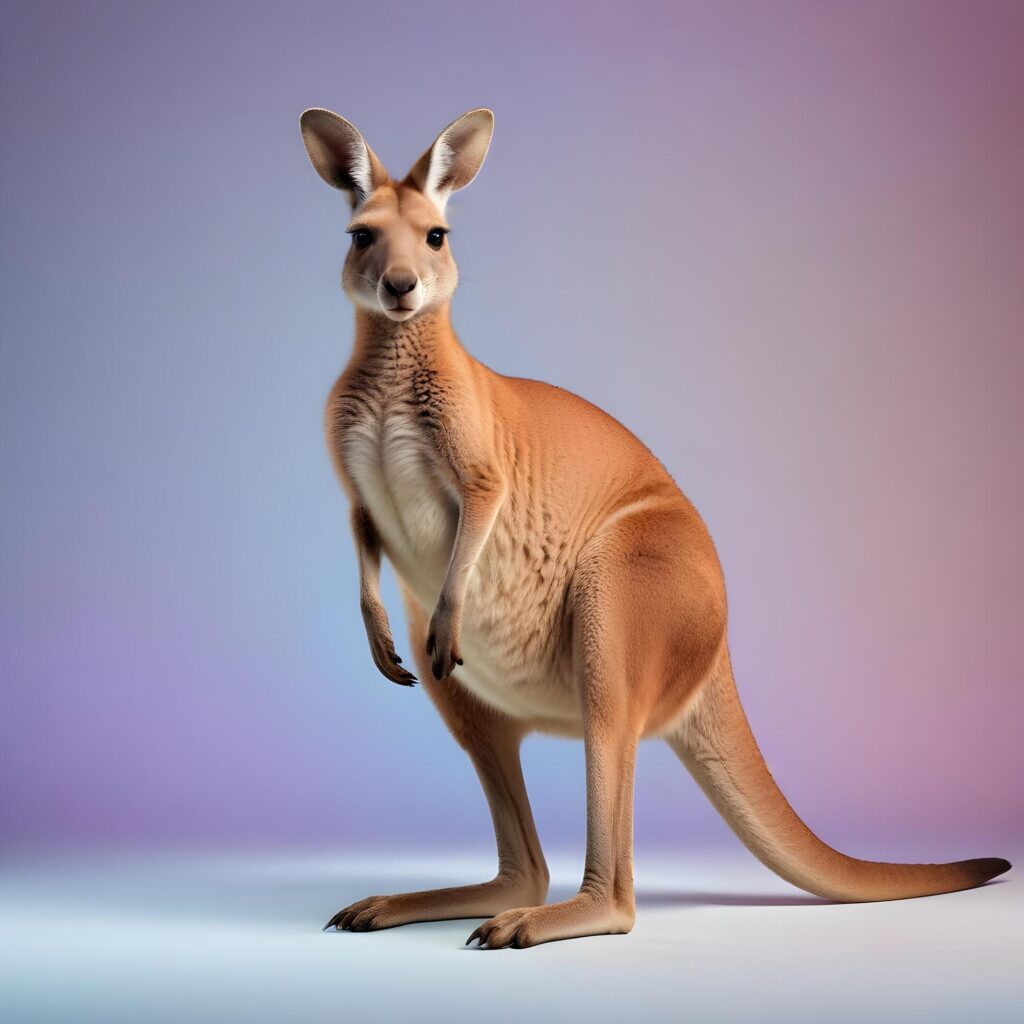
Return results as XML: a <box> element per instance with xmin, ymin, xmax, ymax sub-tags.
<box><xmin>332</xmin><ymin>371</ymin><xmax>458</xmax><ymax>605</ymax></box>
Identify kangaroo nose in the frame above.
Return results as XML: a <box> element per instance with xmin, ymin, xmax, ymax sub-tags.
<box><xmin>383</xmin><ymin>274</ymin><xmax>417</xmax><ymax>297</ymax></box>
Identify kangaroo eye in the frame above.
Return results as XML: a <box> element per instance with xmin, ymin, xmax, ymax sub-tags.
<box><xmin>426</xmin><ymin>228</ymin><xmax>447</xmax><ymax>251</ymax></box>
<box><xmin>349</xmin><ymin>228</ymin><xmax>373</xmax><ymax>250</ymax></box>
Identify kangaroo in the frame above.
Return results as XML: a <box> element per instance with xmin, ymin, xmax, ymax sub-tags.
<box><xmin>299</xmin><ymin>106</ymin><xmax>1010</xmax><ymax>949</ymax></box>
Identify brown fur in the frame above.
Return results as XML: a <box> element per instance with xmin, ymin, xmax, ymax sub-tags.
<box><xmin>300</xmin><ymin>108</ymin><xmax>1010</xmax><ymax>948</ymax></box>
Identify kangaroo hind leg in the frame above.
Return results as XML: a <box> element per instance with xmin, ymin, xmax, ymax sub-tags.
<box><xmin>466</xmin><ymin>513</ymin><xmax>699</xmax><ymax>948</ymax></box>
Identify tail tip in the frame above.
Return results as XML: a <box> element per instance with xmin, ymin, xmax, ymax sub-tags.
<box><xmin>978</xmin><ymin>857</ymin><xmax>1012</xmax><ymax>882</ymax></box>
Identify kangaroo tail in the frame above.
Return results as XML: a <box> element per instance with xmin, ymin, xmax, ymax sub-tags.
<box><xmin>668</xmin><ymin>648</ymin><xmax>1010</xmax><ymax>902</ymax></box>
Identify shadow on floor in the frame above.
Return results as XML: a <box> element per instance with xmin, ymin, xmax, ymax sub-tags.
<box><xmin>635</xmin><ymin>890</ymin><xmax>834</xmax><ymax>908</ymax></box>
<box><xmin>634</xmin><ymin>877</ymin><xmax>1009</xmax><ymax>909</ymax></box>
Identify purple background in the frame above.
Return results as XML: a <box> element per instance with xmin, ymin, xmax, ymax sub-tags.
<box><xmin>2</xmin><ymin>0</ymin><xmax>1022</xmax><ymax>860</ymax></box>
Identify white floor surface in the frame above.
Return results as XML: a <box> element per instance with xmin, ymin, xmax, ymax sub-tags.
<box><xmin>1</xmin><ymin>849</ymin><xmax>1020</xmax><ymax>1023</ymax></box>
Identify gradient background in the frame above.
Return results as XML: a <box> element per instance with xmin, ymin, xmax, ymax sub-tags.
<box><xmin>2</xmin><ymin>0</ymin><xmax>1023</xmax><ymax>871</ymax></box>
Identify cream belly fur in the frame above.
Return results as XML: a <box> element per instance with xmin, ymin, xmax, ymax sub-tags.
<box><xmin>301</xmin><ymin>105</ymin><xmax>1011</xmax><ymax>949</ymax></box>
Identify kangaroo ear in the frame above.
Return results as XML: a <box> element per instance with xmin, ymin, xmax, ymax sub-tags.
<box><xmin>299</xmin><ymin>108</ymin><xmax>389</xmax><ymax>207</ymax></box>
<box><xmin>404</xmin><ymin>109</ymin><xmax>494</xmax><ymax>213</ymax></box>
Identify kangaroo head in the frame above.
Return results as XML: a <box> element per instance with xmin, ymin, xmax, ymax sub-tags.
<box><xmin>299</xmin><ymin>107</ymin><xmax>494</xmax><ymax>323</ymax></box>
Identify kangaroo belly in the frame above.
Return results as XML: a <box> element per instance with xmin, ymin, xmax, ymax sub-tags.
<box><xmin>339</xmin><ymin>404</ymin><xmax>582</xmax><ymax>725</ymax></box>
<box><xmin>452</xmin><ymin>642</ymin><xmax>582</xmax><ymax>729</ymax></box>
<box><xmin>449</xmin><ymin>517</ymin><xmax>583</xmax><ymax>726</ymax></box>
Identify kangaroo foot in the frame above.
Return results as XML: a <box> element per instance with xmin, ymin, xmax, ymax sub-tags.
<box><xmin>324</xmin><ymin>875</ymin><xmax>548</xmax><ymax>932</ymax></box>
<box><xmin>466</xmin><ymin>891</ymin><xmax>635</xmax><ymax>949</ymax></box>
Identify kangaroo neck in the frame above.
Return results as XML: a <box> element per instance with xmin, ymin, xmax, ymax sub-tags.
<box><xmin>351</xmin><ymin>302</ymin><xmax>465</xmax><ymax>371</ymax></box>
